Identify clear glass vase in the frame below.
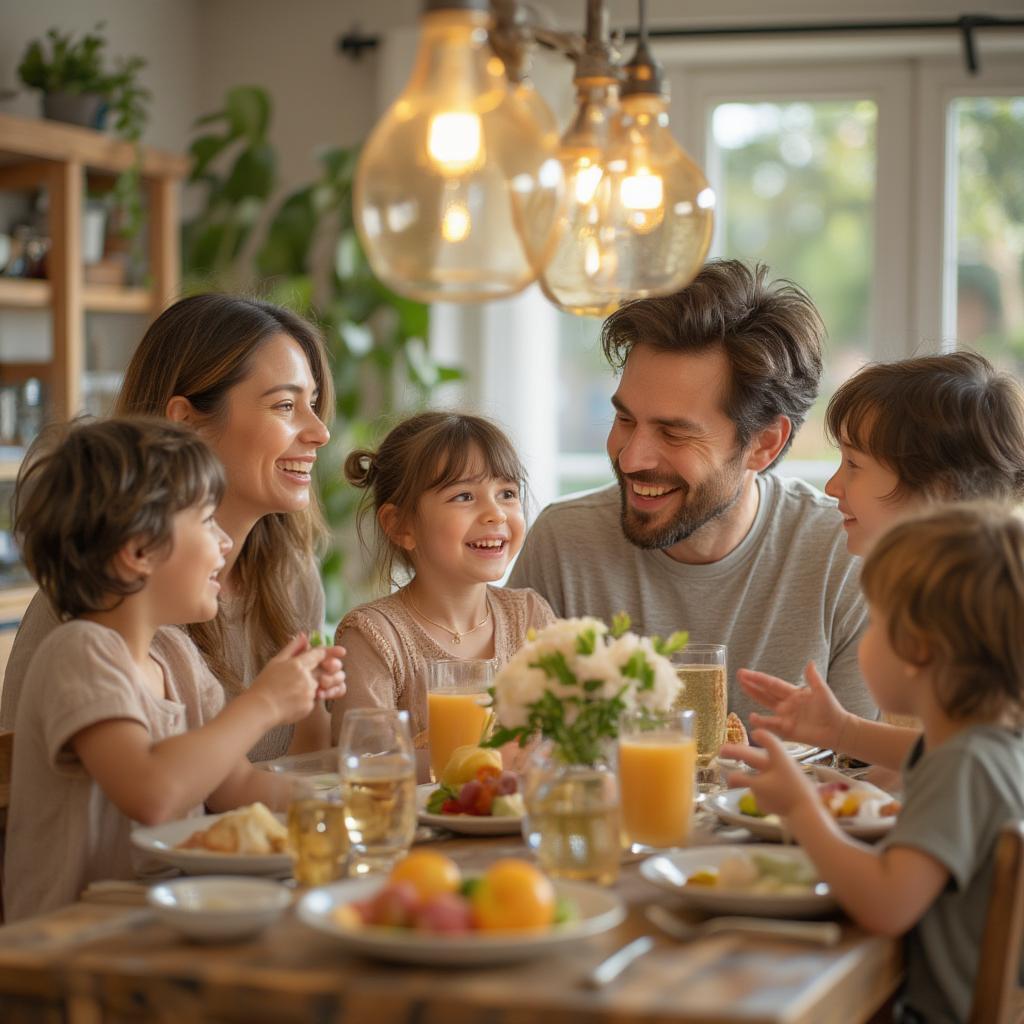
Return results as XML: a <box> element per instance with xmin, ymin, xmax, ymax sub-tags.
<box><xmin>521</xmin><ymin>744</ymin><xmax>621</xmax><ymax>886</ymax></box>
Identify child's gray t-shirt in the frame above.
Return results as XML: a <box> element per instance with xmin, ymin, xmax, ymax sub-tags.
<box><xmin>879</xmin><ymin>725</ymin><xmax>1024</xmax><ymax>1023</ymax></box>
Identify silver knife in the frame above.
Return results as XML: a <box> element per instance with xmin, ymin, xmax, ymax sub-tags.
<box><xmin>583</xmin><ymin>935</ymin><xmax>656</xmax><ymax>988</ymax></box>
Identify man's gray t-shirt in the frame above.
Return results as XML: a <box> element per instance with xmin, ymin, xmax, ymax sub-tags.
<box><xmin>508</xmin><ymin>472</ymin><xmax>873</xmax><ymax>721</ymax></box>
<box><xmin>879</xmin><ymin>726</ymin><xmax>1024</xmax><ymax>1024</ymax></box>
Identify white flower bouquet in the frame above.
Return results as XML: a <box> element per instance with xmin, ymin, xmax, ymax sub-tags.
<box><xmin>485</xmin><ymin>613</ymin><xmax>688</xmax><ymax>766</ymax></box>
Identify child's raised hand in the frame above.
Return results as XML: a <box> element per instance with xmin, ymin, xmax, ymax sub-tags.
<box><xmin>721</xmin><ymin>729</ymin><xmax>817</xmax><ymax>818</ymax></box>
<box><xmin>249</xmin><ymin>634</ymin><xmax>325</xmax><ymax>725</ymax></box>
<box><xmin>738</xmin><ymin>661</ymin><xmax>848</xmax><ymax>751</ymax></box>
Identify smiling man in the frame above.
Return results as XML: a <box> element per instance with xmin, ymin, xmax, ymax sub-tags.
<box><xmin>509</xmin><ymin>260</ymin><xmax>874</xmax><ymax>723</ymax></box>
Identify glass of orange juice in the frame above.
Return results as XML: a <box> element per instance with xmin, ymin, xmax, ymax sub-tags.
<box><xmin>618</xmin><ymin>709</ymin><xmax>697</xmax><ymax>849</ymax></box>
<box><xmin>426</xmin><ymin>659</ymin><xmax>494</xmax><ymax>782</ymax></box>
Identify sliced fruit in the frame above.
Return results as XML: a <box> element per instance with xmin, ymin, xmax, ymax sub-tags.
<box><xmin>738</xmin><ymin>790</ymin><xmax>763</xmax><ymax>817</ymax></box>
<box><xmin>440</xmin><ymin>745</ymin><xmax>503</xmax><ymax>787</ymax></box>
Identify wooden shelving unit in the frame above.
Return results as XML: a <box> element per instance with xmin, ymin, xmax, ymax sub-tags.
<box><xmin>0</xmin><ymin>111</ymin><xmax>189</xmax><ymax>418</ymax></box>
<box><xmin>0</xmin><ymin>112</ymin><xmax>189</xmax><ymax>659</ymax></box>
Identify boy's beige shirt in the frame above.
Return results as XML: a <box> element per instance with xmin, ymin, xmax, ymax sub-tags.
<box><xmin>1</xmin><ymin>561</ymin><xmax>323</xmax><ymax>761</ymax></box>
<box><xmin>3</xmin><ymin>620</ymin><xmax>225</xmax><ymax>922</ymax></box>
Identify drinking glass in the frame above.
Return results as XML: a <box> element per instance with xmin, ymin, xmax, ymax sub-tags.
<box><xmin>425</xmin><ymin>659</ymin><xmax>494</xmax><ymax>782</ymax></box>
<box><xmin>284</xmin><ymin>775</ymin><xmax>348</xmax><ymax>886</ymax></box>
<box><xmin>338</xmin><ymin>709</ymin><xmax>418</xmax><ymax>875</ymax></box>
<box><xmin>618</xmin><ymin>709</ymin><xmax>696</xmax><ymax>849</ymax></box>
<box><xmin>671</xmin><ymin>644</ymin><xmax>728</xmax><ymax>791</ymax></box>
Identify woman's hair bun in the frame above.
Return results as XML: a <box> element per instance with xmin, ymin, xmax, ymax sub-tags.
<box><xmin>344</xmin><ymin>449</ymin><xmax>376</xmax><ymax>488</ymax></box>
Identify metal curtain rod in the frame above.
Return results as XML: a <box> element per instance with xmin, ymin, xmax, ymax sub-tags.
<box><xmin>338</xmin><ymin>13</ymin><xmax>1024</xmax><ymax>74</ymax></box>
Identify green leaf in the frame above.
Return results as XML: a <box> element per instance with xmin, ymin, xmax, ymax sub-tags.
<box><xmin>224</xmin><ymin>85</ymin><xmax>271</xmax><ymax>142</ymax></box>
<box><xmin>575</xmin><ymin>628</ymin><xmax>597</xmax><ymax>655</ymax></box>
<box><xmin>654</xmin><ymin>630</ymin><xmax>688</xmax><ymax>657</ymax></box>
<box><xmin>610</xmin><ymin>612</ymin><xmax>632</xmax><ymax>638</ymax></box>
<box><xmin>620</xmin><ymin>650</ymin><xmax>655</xmax><ymax>691</ymax></box>
<box><xmin>188</xmin><ymin>134</ymin><xmax>232</xmax><ymax>182</ymax></box>
<box><xmin>531</xmin><ymin>651</ymin><xmax>578</xmax><ymax>688</ymax></box>
<box><xmin>222</xmin><ymin>143</ymin><xmax>276</xmax><ymax>202</ymax></box>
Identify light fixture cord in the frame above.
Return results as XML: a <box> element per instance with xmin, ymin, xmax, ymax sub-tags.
<box><xmin>638</xmin><ymin>0</ymin><xmax>647</xmax><ymax>45</ymax></box>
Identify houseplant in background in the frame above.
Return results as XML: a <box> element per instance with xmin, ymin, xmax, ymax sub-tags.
<box><xmin>486</xmin><ymin>614</ymin><xmax>687</xmax><ymax>883</ymax></box>
<box><xmin>17</xmin><ymin>23</ymin><xmax>151</xmax><ymax>237</ymax></box>
<box><xmin>182</xmin><ymin>86</ymin><xmax>461</xmax><ymax>621</ymax></box>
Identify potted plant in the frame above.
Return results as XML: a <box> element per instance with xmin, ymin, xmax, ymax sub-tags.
<box><xmin>17</xmin><ymin>24</ymin><xmax>151</xmax><ymax>236</ymax></box>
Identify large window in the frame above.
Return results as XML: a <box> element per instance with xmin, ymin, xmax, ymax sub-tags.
<box><xmin>447</xmin><ymin>49</ymin><xmax>1024</xmax><ymax>507</ymax></box>
<box><xmin>949</xmin><ymin>97</ymin><xmax>1024</xmax><ymax>378</ymax></box>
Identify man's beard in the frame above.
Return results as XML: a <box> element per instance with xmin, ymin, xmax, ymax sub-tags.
<box><xmin>614</xmin><ymin>454</ymin><xmax>746</xmax><ymax>550</ymax></box>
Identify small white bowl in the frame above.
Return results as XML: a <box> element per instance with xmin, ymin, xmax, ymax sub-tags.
<box><xmin>147</xmin><ymin>876</ymin><xmax>292</xmax><ymax>942</ymax></box>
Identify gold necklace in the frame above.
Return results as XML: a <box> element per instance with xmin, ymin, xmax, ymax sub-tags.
<box><xmin>404</xmin><ymin>591</ymin><xmax>491</xmax><ymax>645</ymax></box>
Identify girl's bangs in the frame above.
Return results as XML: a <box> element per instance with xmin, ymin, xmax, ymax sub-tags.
<box><xmin>425</xmin><ymin>422</ymin><xmax>525</xmax><ymax>492</ymax></box>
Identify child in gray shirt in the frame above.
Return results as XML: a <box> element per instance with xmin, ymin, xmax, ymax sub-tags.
<box><xmin>722</xmin><ymin>502</ymin><xmax>1024</xmax><ymax>1023</ymax></box>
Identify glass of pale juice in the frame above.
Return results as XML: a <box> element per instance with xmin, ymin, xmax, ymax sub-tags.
<box><xmin>337</xmin><ymin>709</ymin><xmax>418</xmax><ymax>875</ymax></box>
<box><xmin>284</xmin><ymin>775</ymin><xmax>348</xmax><ymax>886</ymax></box>
<box><xmin>671</xmin><ymin>644</ymin><xmax>728</xmax><ymax>790</ymax></box>
<box><xmin>618</xmin><ymin>708</ymin><xmax>697</xmax><ymax>849</ymax></box>
<box><xmin>425</xmin><ymin>659</ymin><xmax>494</xmax><ymax>782</ymax></box>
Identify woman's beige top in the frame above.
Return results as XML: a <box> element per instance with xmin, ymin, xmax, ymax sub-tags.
<box><xmin>331</xmin><ymin>585</ymin><xmax>555</xmax><ymax>747</ymax></box>
<box><xmin>0</xmin><ymin>564</ymin><xmax>324</xmax><ymax>762</ymax></box>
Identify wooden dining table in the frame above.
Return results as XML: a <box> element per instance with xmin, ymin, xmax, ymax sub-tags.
<box><xmin>0</xmin><ymin>822</ymin><xmax>901</xmax><ymax>1024</ymax></box>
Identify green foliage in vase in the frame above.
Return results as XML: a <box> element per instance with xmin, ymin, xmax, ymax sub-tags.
<box><xmin>18</xmin><ymin>23</ymin><xmax>151</xmax><ymax>237</ymax></box>
<box><xmin>182</xmin><ymin>86</ymin><xmax>463</xmax><ymax>620</ymax></box>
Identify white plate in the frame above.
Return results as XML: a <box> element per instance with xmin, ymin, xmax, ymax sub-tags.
<box><xmin>711</xmin><ymin>779</ymin><xmax>898</xmax><ymax>841</ymax></box>
<box><xmin>297</xmin><ymin>877</ymin><xmax>625</xmax><ymax>965</ymax></box>
<box><xmin>131</xmin><ymin>814</ymin><xmax>292</xmax><ymax>876</ymax></box>
<box><xmin>640</xmin><ymin>845</ymin><xmax>837</xmax><ymax>918</ymax></box>
<box><xmin>147</xmin><ymin>877</ymin><xmax>292</xmax><ymax>941</ymax></box>
<box><xmin>718</xmin><ymin>741</ymin><xmax>821</xmax><ymax>770</ymax></box>
<box><xmin>416</xmin><ymin>784</ymin><xmax>524</xmax><ymax>836</ymax></box>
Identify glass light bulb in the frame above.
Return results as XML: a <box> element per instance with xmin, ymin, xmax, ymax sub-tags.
<box><xmin>599</xmin><ymin>93</ymin><xmax>714</xmax><ymax>300</ymax></box>
<box><xmin>354</xmin><ymin>9</ymin><xmax>564</xmax><ymax>303</ymax></box>
<box><xmin>538</xmin><ymin>79</ymin><xmax>623</xmax><ymax>318</ymax></box>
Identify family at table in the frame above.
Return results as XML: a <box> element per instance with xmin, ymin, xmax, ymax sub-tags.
<box><xmin>3</xmin><ymin>259</ymin><xmax>1024</xmax><ymax>1024</ymax></box>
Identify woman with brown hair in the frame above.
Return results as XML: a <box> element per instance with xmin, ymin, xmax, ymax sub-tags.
<box><xmin>1</xmin><ymin>293</ymin><xmax>344</xmax><ymax>760</ymax></box>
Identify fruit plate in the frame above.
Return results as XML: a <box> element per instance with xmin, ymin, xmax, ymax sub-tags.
<box><xmin>131</xmin><ymin>813</ymin><xmax>292</xmax><ymax>877</ymax></box>
<box><xmin>710</xmin><ymin>781</ymin><xmax>898</xmax><ymax>842</ymax></box>
<box><xmin>297</xmin><ymin>877</ymin><xmax>625</xmax><ymax>965</ymax></box>
<box><xmin>416</xmin><ymin>784</ymin><xmax>524</xmax><ymax>836</ymax></box>
<box><xmin>640</xmin><ymin>845</ymin><xmax>837</xmax><ymax>918</ymax></box>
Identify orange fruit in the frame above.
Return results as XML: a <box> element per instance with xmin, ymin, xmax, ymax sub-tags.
<box><xmin>471</xmin><ymin>858</ymin><xmax>556</xmax><ymax>931</ymax></box>
<box><xmin>388</xmin><ymin>851</ymin><xmax>462</xmax><ymax>900</ymax></box>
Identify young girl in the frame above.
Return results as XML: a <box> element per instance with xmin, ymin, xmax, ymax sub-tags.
<box><xmin>739</xmin><ymin>351</ymin><xmax>1024</xmax><ymax>760</ymax></box>
<box><xmin>330</xmin><ymin>412</ymin><xmax>555</xmax><ymax>764</ymax></box>
<box><xmin>722</xmin><ymin>502</ymin><xmax>1024</xmax><ymax>1024</ymax></box>
<box><xmin>3</xmin><ymin>418</ymin><xmax>344</xmax><ymax>922</ymax></box>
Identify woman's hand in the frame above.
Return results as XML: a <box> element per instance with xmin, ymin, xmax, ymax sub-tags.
<box><xmin>737</xmin><ymin>661</ymin><xmax>849</xmax><ymax>751</ymax></box>
<box><xmin>720</xmin><ymin>729</ymin><xmax>818</xmax><ymax>818</ymax></box>
<box><xmin>312</xmin><ymin>642</ymin><xmax>346</xmax><ymax>700</ymax></box>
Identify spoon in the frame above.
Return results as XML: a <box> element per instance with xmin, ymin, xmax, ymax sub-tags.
<box><xmin>645</xmin><ymin>905</ymin><xmax>842</xmax><ymax>946</ymax></box>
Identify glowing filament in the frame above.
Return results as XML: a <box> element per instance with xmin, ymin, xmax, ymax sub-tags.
<box><xmin>427</xmin><ymin>113</ymin><xmax>483</xmax><ymax>174</ymax></box>
<box><xmin>441</xmin><ymin>200</ymin><xmax>471</xmax><ymax>242</ymax></box>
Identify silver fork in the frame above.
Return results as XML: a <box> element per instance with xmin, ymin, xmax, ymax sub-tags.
<box><xmin>645</xmin><ymin>905</ymin><xmax>842</xmax><ymax>946</ymax></box>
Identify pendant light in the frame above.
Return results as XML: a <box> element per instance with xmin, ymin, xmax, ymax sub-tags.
<box><xmin>354</xmin><ymin>0</ymin><xmax>565</xmax><ymax>304</ymax></box>
<box><xmin>599</xmin><ymin>0</ymin><xmax>714</xmax><ymax>300</ymax></box>
<box><xmin>538</xmin><ymin>0</ymin><xmax>622</xmax><ymax>318</ymax></box>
